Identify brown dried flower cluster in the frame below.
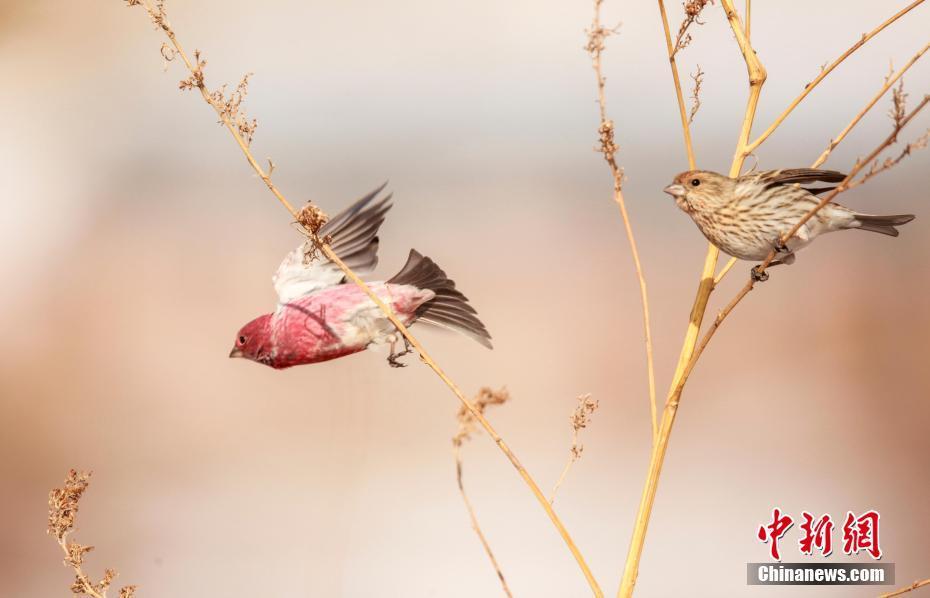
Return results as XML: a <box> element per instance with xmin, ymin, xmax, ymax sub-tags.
<box><xmin>453</xmin><ymin>387</ymin><xmax>511</xmax><ymax>447</ymax></box>
<box><xmin>210</xmin><ymin>73</ymin><xmax>259</xmax><ymax>145</ymax></box>
<box><xmin>48</xmin><ymin>469</ymin><xmax>90</xmax><ymax>540</ymax></box>
<box><xmin>674</xmin><ymin>0</ymin><xmax>714</xmax><ymax>55</ymax></box>
<box><xmin>550</xmin><ymin>394</ymin><xmax>599</xmax><ymax>503</ymax></box>
<box><xmin>296</xmin><ymin>202</ymin><xmax>330</xmax><ymax>236</ymax></box>
<box><xmin>688</xmin><ymin>65</ymin><xmax>705</xmax><ymax>124</ymax></box>
<box><xmin>451</xmin><ymin>387</ymin><xmax>514</xmax><ymax>596</ymax></box>
<box><xmin>178</xmin><ymin>49</ymin><xmax>206</xmax><ymax>91</ymax></box>
<box><xmin>48</xmin><ymin>471</ymin><xmax>136</xmax><ymax>598</ymax></box>
<box><xmin>568</xmin><ymin>394</ymin><xmax>599</xmax><ymax>459</ymax></box>
<box><xmin>848</xmin><ymin>90</ymin><xmax>930</xmax><ymax>190</ymax></box>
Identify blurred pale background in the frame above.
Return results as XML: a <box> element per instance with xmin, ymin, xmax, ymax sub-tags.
<box><xmin>1</xmin><ymin>1</ymin><xmax>928</xmax><ymax>596</ymax></box>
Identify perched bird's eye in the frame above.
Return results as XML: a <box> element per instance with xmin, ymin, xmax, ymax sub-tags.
<box><xmin>690</xmin><ymin>178</ymin><xmax>701</xmax><ymax>187</ymax></box>
<box><xmin>238</xmin><ymin>335</ymin><xmax>247</xmax><ymax>345</ymax></box>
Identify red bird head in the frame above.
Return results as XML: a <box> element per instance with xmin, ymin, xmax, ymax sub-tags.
<box><xmin>229</xmin><ymin>314</ymin><xmax>273</xmax><ymax>365</ymax></box>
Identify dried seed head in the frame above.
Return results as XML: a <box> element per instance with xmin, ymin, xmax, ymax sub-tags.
<box><xmin>65</xmin><ymin>542</ymin><xmax>95</xmax><ymax>567</ymax></box>
<box><xmin>453</xmin><ymin>387</ymin><xmax>510</xmax><ymax>446</ymax></box>
<box><xmin>296</xmin><ymin>203</ymin><xmax>330</xmax><ymax>236</ymax></box>
<box><xmin>48</xmin><ymin>470</ymin><xmax>91</xmax><ymax>540</ymax></box>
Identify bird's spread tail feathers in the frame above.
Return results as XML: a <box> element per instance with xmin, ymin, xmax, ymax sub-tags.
<box><xmin>389</xmin><ymin>250</ymin><xmax>492</xmax><ymax>348</ymax></box>
<box><xmin>854</xmin><ymin>213</ymin><xmax>916</xmax><ymax>237</ymax></box>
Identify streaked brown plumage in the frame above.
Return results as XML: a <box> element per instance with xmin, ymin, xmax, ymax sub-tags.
<box><xmin>663</xmin><ymin>169</ymin><xmax>916</xmax><ymax>269</ymax></box>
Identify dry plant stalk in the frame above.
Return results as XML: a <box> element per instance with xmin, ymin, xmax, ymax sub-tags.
<box><xmin>452</xmin><ymin>387</ymin><xmax>513</xmax><ymax>598</ymax></box>
<box><xmin>549</xmin><ymin>394</ymin><xmax>599</xmax><ymax>504</ymax></box>
<box><xmin>586</xmin><ymin>0</ymin><xmax>658</xmax><ymax>444</ymax></box>
<box><xmin>688</xmin><ymin>65</ymin><xmax>704</xmax><ymax>124</ymax></box>
<box><xmin>881</xmin><ymin>578</ymin><xmax>930</xmax><ymax>598</ymax></box>
<box><xmin>672</xmin><ymin>0</ymin><xmax>714</xmax><ymax>56</ymax></box>
<box><xmin>119</xmin><ymin>0</ymin><xmax>601</xmax><ymax>594</ymax></box>
<box><xmin>617</xmin><ymin>1</ymin><xmax>926</xmax><ymax>595</ymax></box>
<box><xmin>48</xmin><ymin>470</ymin><xmax>136</xmax><ymax>598</ymax></box>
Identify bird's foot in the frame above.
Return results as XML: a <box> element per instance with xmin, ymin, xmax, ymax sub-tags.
<box><xmin>773</xmin><ymin>238</ymin><xmax>790</xmax><ymax>254</ymax></box>
<box><xmin>387</xmin><ymin>337</ymin><xmax>413</xmax><ymax>368</ymax></box>
<box><xmin>750</xmin><ymin>265</ymin><xmax>770</xmax><ymax>283</ymax></box>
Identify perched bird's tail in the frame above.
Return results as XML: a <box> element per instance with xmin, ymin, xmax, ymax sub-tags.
<box><xmin>853</xmin><ymin>213</ymin><xmax>916</xmax><ymax>237</ymax></box>
<box><xmin>389</xmin><ymin>250</ymin><xmax>492</xmax><ymax>348</ymax></box>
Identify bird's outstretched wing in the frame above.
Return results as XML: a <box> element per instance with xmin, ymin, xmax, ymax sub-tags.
<box><xmin>273</xmin><ymin>183</ymin><xmax>392</xmax><ymax>304</ymax></box>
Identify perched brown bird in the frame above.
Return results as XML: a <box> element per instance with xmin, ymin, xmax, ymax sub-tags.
<box><xmin>663</xmin><ymin>168</ymin><xmax>916</xmax><ymax>280</ymax></box>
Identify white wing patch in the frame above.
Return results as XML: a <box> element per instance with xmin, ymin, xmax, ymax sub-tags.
<box><xmin>270</xmin><ymin>184</ymin><xmax>392</xmax><ymax>306</ymax></box>
<box><xmin>273</xmin><ymin>243</ymin><xmax>344</xmax><ymax>304</ymax></box>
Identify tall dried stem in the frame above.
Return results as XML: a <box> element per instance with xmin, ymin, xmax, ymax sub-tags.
<box><xmin>587</xmin><ymin>0</ymin><xmax>657</xmax><ymax>442</ymax></box>
<box><xmin>619</xmin><ymin>2</ymin><xmax>763</xmax><ymax>595</ymax></box>
<box><xmin>453</xmin><ymin>388</ymin><xmax>513</xmax><ymax>598</ymax></box>
<box><xmin>657</xmin><ymin>0</ymin><xmax>697</xmax><ymax>169</ymax></box>
<box><xmin>123</xmin><ymin>1</ymin><xmax>601</xmax><ymax>594</ymax></box>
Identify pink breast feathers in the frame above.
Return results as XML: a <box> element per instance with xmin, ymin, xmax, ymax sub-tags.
<box><xmin>267</xmin><ymin>283</ymin><xmax>432</xmax><ymax>368</ymax></box>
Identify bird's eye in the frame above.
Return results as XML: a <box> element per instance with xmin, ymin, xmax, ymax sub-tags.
<box><xmin>238</xmin><ymin>335</ymin><xmax>247</xmax><ymax>345</ymax></box>
<box><xmin>690</xmin><ymin>178</ymin><xmax>701</xmax><ymax>187</ymax></box>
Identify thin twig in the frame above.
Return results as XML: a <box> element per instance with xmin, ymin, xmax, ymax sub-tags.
<box><xmin>881</xmin><ymin>578</ymin><xmax>930</xmax><ymax>598</ymax></box>
<box><xmin>453</xmin><ymin>388</ymin><xmax>514</xmax><ymax>598</ymax></box>
<box><xmin>587</xmin><ymin>0</ymin><xmax>657</xmax><ymax>444</ymax></box>
<box><xmin>744</xmin><ymin>0</ymin><xmax>750</xmax><ymax>40</ymax></box>
<box><xmin>688</xmin><ymin>65</ymin><xmax>705</xmax><ymax>124</ymax></box>
<box><xmin>672</xmin><ymin>1</ymin><xmax>714</xmax><ymax>57</ymax></box>
<box><xmin>123</xmin><ymin>1</ymin><xmax>602</xmax><ymax>594</ymax></box>
<box><xmin>549</xmin><ymin>394</ymin><xmax>599</xmax><ymax>504</ymax></box>
<box><xmin>713</xmin><ymin>257</ymin><xmax>737</xmax><ymax>285</ymax></box>
<box><xmin>745</xmin><ymin>0</ymin><xmax>927</xmax><ymax>155</ymax></box>
<box><xmin>657</xmin><ymin>0</ymin><xmax>698</xmax><ymax>169</ymax></box>
<box><xmin>618</xmin><ymin>2</ymin><xmax>763</xmax><ymax>595</ymax></box>
<box><xmin>813</xmin><ymin>42</ymin><xmax>930</xmax><ymax>168</ymax></box>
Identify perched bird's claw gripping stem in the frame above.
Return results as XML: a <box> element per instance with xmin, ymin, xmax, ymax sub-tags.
<box><xmin>387</xmin><ymin>336</ymin><xmax>413</xmax><ymax>368</ymax></box>
<box><xmin>773</xmin><ymin>238</ymin><xmax>791</xmax><ymax>254</ymax></box>
<box><xmin>751</xmin><ymin>265</ymin><xmax>770</xmax><ymax>283</ymax></box>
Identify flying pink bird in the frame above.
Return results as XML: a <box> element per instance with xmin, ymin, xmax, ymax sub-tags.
<box><xmin>229</xmin><ymin>185</ymin><xmax>492</xmax><ymax>369</ymax></box>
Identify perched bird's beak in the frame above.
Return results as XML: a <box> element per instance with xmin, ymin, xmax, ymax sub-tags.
<box><xmin>229</xmin><ymin>347</ymin><xmax>243</xmax><ymax>358</ymax></box>
<box><xmin>663</xmin><ymin>184</ymin><xmax>686</xmax><ymax>197</ymax></box>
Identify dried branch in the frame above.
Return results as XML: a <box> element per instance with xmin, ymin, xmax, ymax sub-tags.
<box><xmin>588</xmin><ymin>0</ymin><xmax>657</xmax><ymax>446</ymax></box>
<box><xmin>48</xmin><ymin>471</ymin><xmax>136</xmax><ymax>598</ymax></box>
<box><xmin>745</xmin><ymin>0</ymin><xmax>927</xmax><ymax>155</ymax></box>
<box><xmin>812</xmin><ymin>42</ymin><xmax>930</xmax><ymax>168</ymax></box>
<box><xmin>849</xmin><ymin>127</ymin><xmax>929</xmax><ymax>189</ymax></box>
<box><xmin>120</xmin><ymin>0</ymin><xmax>601</xmax><ymax>594</ymax></box>
<box><xmin>550</xmin><ymin>394</ymin><xmax>599</xmax><ymax>504</ymax></box>
<box><xmin>744</xmin><ymin>0</ymin><xmax>750</xmax><ymax>39</ymax></box>
<box><xmin>672</xmin><ymin>1</ymin><xmax>714</xmax><ymax>56</ymax></box>
<box><xmin>453</xmin><ymin>388</ymin><xmax>514</xmax><ymax>598</ymax></box>
<box><xmin>688</xmin><ymin>65</ymin><xmax>704</xmax><ymax>124</ymax></box>
<box><xmin>881</xmin><ymin>578</ymin><xmax>930</xmax><ymax>598</ymax></box>
<box><xmin>657</xmin><ymin>0</ymin><xmax>698</xmax><ymax>168</ymax></box>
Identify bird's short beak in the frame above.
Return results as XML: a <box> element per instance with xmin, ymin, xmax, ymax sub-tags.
<box><xmin>229</xmin><ymin>347</ymin><xmax>243</xmax><ymax>358</ymax></box>
<box><xmin>663</xmin><ymin>184</ymin><xmax>686</xmax><ymax>197</ymax></box>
